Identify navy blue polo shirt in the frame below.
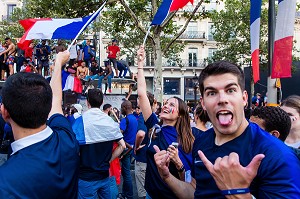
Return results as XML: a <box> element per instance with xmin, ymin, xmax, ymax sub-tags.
<box><xmin>120</xmin><ymin>114</ymin><xmax>138</xmax><ymax>145</ymax></box>
<box><xmin>133</xmin><ymin>113</ymin><xmax>148</xmax><ymax>163</ymax></box>
<box><xmin>0</xmin><ymin>114</ymin><xmax>80</xmax><ymax>199</ymax></box>
<box><xmin>192</xmin><ymin>122</ymin><xmax>300</xmax><ymax>198</ymax></box>
<box><xmin>144</xmin><ymin>113</ymin><xmax>180</xmax><ymax>199</ymax></box>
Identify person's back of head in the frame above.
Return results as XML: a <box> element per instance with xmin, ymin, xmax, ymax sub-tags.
<box><xmin>87</xmin><ymin>89</ymin><xmax>103</xmax><ymax>108</ymax></box>
<box><xmin>147</xmin><ymin>91</ymin><xmax>155</xmax><ymax>107</ymax></box>
<box><xmin>194</xmin><ymin>104</ymin><xmax>210</xmax><ymax>124</ymax></box>
<box><xmin>2</xmin><ymin>73</ymin><xmax>52</xmax><ymax>129</ymax></box>
<box><xmin>103</xmin><ymin>103</ymin><xmax>112</xmax><ymax>112</ymax></box>
<box><xmin>121</xmin><ymin>100</ymin><xmax>132</xmax><ymax>115</ymax></box>
<box><xmin>198</xmin><ymin>60</ymin><xmax>245</xmax><ymax>96</ymax></box>
<box><xmin>250</xmin><ymin>106</ymin><xmax>291</xmax><ymax>141</ymax></box>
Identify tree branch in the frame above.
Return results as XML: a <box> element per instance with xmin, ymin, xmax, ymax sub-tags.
<box><xmin>119</xmin><ymin>0</ymin><xmax>155</xmax><ymax>45</ymax></box>
<box><xmin>162</xmin><ymin>0</ymin><xmax>204</xmax><ymax>54</ymax></box>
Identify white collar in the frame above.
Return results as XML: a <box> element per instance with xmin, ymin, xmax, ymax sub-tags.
<box><xmin>11</xmin><ymin>126</ymin><xmax>53</xmax><ymax>155</ymax></box>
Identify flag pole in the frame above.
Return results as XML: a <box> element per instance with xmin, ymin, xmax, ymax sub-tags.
<box><xmin>67</xmin><ymin>0</ymin><xmax>108</xmax><ymax>51</ymax></box>
<box><xmin>142</xmin><ymin>26</ymin><xmax>152</xmax><ymax>47</ymax></box>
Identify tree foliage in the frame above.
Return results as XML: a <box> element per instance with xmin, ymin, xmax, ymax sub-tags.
<box><xmin>207</xmin><ymin>0</ymin><xmax>269</xmax><ymax>68</ymax></box>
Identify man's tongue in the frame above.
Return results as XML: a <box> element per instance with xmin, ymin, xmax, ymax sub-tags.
<box><xmin>218</xmin><ymin>114</ymin><xmax>232</xmax><ymax>125</ymax></box>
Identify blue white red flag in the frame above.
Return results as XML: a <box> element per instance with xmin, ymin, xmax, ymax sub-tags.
<box><xmin>250</xmin><ymin>0</ymin><xmax>262</xmax><ymax>83</ymax></box>
<box><xmin>18</xmin><ymin>6</ymin><xmax>103</xmax><ymax>50</ymax></box>
<box><xmin>72</xmin><ymin>108</ymin><xmax>123</xmax><ymax>145</ymax></box>
<box><xmin>272</xmin><ymin>0</ymin><xmax>297</xmax><ymax>78</ymax></box>
<box><xmin>151</xmin><ymin>0</ymin><xmax>193</xmax><ymax>25</ymax></box>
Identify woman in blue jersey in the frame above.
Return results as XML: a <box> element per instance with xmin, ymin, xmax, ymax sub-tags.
<box><xmin>137</xmin><ymin>46</ymin><xmax>195</xmax><ymax>199</ymax></box>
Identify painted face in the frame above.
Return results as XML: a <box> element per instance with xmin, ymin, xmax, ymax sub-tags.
<box><xmin>160</xmin><ymin>97</ymin><xmax>179</xmax><ymax>122</ymax></box>
<box><xmin>201</xmin><ymin>73</ymin><xmax>248</xmax><ymax>138</ymax></box>
<box><xmin>280</xmin><ymin>105</ymin><xmax>300</xmax><ymax>132</ymax></box>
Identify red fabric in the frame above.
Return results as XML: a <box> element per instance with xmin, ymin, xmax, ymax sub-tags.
<box><xmin>24</xmin><ymin>46</ymin><xmax>33</xmax><ymax>60</ymax></box>
<box><xmin>25</xmin><ymin>65</ymin><xmax>31</xmax><ymax>73</ymax></box>
<box><xmin>18</xmin><ymin>18</ymin><xmax>51</xmax><ymax>50</ymax></box>
<box><xmin>251</xmin><ymin>49</ymin><xmax>260</xmax><ymax>83</ymax></box>
<box><xmin>109</xmin><ymin>142</ymin><xmax>121</xmax><ymax>185</ymax></box>
<box><xmin>170</xmin><ymin>0</ymin><xmax>193</xmax><ymax>12</ymax></box>
<box><xmin>272</xmin><ymin>36</ymin><xmax>293</xmax><ymax>78</ymax></box>
<box><xmin>73</xmin><ymin>77</ymin><xmax>82</xmax><ymax>94</ymax></box>
<box><xmin>107</xmin><ymin>45</ymin><xmax>120</xmax><ymax>59</ymax></box>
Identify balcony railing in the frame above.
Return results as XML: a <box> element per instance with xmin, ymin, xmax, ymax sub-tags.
<box><xmin>162</xmin><ymin>59</ymin><xmax>206</xmax><ymax>68</ymax></box>
<box><xmin>179</xmin><ymin>31</ymin><xmax>206</xmax><ymax>39</ymax></box>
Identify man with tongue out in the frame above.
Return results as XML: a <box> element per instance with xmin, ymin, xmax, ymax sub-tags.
<box><xmin>154</xmin><ymin>61</ymin><xmax>300</xmax><ymax>198</ymax></box>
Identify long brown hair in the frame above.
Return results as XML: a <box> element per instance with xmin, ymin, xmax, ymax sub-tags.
<box><xmin>173</xmin><ymin>97</ymin><xmax>195</xmax><ymax>153</ymax></box>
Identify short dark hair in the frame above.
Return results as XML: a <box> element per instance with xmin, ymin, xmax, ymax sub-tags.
<box><xmin>146</xmin><ymin>91</ymin><xmax>155</xmax><ymax>107</ymax></box>
<box><xmin>194</xmin><ymin>104</ymin><xmax>210</xmax><ymax>123</ymax></box>
<box><xmin>199</xmin><ymin>61</ymin><xmax>245</xmax><ymax>96</ymax></box>
<box><xmin>5</xmin><ymin>37</ymin><xmax>10</xmax><ymax>41</ymax></box>
<box><xmin>103</xmin><ymin>103</ymin><xmax>112</xmax><ymax>111</ymax></box>
<box><xmin>87</xmin><ymin>89</ymin><xmax>103</xmax><ymax>108</ymax></box>
<box><xmin>2</xmin><ymin>73</ymin><xmax>52</xmax><ymax>128</ymax></box>
<box><xmin>251</xmin><ymin>106</ymin><xmax>291</xmax><ymax>141</ymax></box>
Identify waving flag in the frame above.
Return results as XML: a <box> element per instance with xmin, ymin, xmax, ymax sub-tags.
<box><xmin>151</xmin><ymin>0</ymin><xmax>193</xmax><ymax>25</ymax></box>
<box><xmin>271</xmin><ymin>0</ymin><xmax>297</xmax><ymax>78</ymax></box>
<box><xmin>250</xmin><ymin>0</ymin><xmax>262</xmax><ymax>83</ymax></box>
<box><xmin>18</xmin><ymin>3</ymin><xmax>105</xmax><ymax>50</ymax></box>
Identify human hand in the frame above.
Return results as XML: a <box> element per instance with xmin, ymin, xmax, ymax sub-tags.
<box><xmin>154</xmin><ymin>145</ymin><xmax>171</xmax><ymax>180</ymax></box>
<box><xmin>137</xmin><ymin>45</ymin><xmax>145</xmax><ymax>63</ymax></box>
<box><xmin>198</xmin><ymin>151</ymin><xmax>265</xmax><ymax>190</ymax></box>
<box><xmin>56</xmin><ymin>50</ymin><xmax>70</xmax><ymax>67</ymax></box>
<box><xmin>167</xmin><ymin>145</ymin><xmax>181</xmax><ymax>168</ymax></box>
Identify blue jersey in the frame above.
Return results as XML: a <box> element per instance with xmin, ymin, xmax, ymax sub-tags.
<box><xmin>120</xmin><ymin>114</ymin><xmax>138</xmax><ymax>146</ymax></box>
<box><xmin>0</xmin><ymin>114</ymin><xmax>80</xmax><ymax>199</ymax></box>
<box><xmin>192</xmin><ymin>122</ymin><xmax>300</xmax><ymax>198</ymax></box>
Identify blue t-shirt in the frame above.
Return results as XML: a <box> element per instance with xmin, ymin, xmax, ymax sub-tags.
<box><xmin>79</xmin><ymin>139</ymin><xmax>121</xmax><ymax>181</ymax></box>
<box><xmin>133</xmin><ymin>113</ymin><xmax>149</xmax><ymax>163</ymax></box>
<box><xmin>83</xmin><ymin>45</ymin><xmax>91</xmax><ymax>60</ymax></box>
<box><xmin>0</xmin><ymin>114</ymin><xmax>80</xmax><ymax>199</ymax></box>
<box><xmin>144</xmin><ymin>113</ymin><xmax>180</xmax><ymax>199</ymax></box>
<box><xmin>120</xmin><ymin>114</ymin><xmax>138</xmax><ymax>145</ymax></box>
<box><xmin>192</xmin><ymin>122</ymin><xmax>300</xmax><ymax>198</ymax></box>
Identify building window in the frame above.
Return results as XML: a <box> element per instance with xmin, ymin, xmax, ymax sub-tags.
<box><xmin>7</xmin><ymin>4</ymin><xmax>16</xmax><ymax>22</ymax></box>
<box><xmin>146</xmin><ymin>52</ymin><xmax>154</xmax><ymax>66</ymax></box>
<box><xmin>163</xmin><ymin>78</ymin><xmax>180</xmax><ymax>95</ymax></box>
<box><xmin>208</xmin><ymin>48</ymin><xmax>217</xmax><ymax>58</ymax></box>
<box><xmin>208</xmin><ymin>23</ymin><xmax>215</xmax><ymax>41</ymax></box>
<box><xmin>188</xmin><ymin>48</ymin><xmax>198</xmax><ymax>67</ymax></box>
<box><xmin>187</xmin><ymin>21</ymin><xmax>198</xmax><ymax>38</ymax></box>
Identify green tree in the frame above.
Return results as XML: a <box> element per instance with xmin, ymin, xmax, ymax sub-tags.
<box><xmin>207</xmin><ymin>0</ymin><xmax>269</xmax><ymax>68</ymax></box>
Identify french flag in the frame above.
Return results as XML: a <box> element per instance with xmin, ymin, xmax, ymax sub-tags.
<box><xmin>151</xmin><ymin>0</ymin><xmax>193</xmax><ymax>25</ymax></box>
<box><xmin>272</xmin><ymin>0</ymin><xmax>297</xmax><ymax>78</ymax></box>
<box><xmin>18</xmin><ymin>5</ymin><xmax>103</xmax><ymax>50</ymax></box>
<box><xmin>250</xmin><ymin>0</ymin><xmax>262</xmax><ymax>83</ymax></box>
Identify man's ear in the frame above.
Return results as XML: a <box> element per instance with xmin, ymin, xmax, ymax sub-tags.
<box><xmin>242</xmin><ymin>90</ymin><xmax>248</xmax><ymax>107</ymax></box>
<box><xmin>200</xmin><ymin>96</ymin><xmax>206</xmax><ymax>111</ymax></box>
<box><xmin>270</xmin><ymin>130</ymin><xmax>280</xmax><ymax>139</ymax></box>
<box><xmin>1</xmin><ymin>104</ymin><xmax>11</xmax><ymax>122</ymax></box>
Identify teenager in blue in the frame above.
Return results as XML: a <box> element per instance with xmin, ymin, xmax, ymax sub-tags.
<box><xmin>137</xmin><ymin>46</ymin><xmax>195</xmax><ymax>199</ymax></box>
<box><xmin>0</xmin><ymin>51</ymin><xmax>80</xmax><ymax>198</ymax></box>
<box><xmin>154</xmin><ymin>60</ymin><xmax>300</xmax><ymax>198</ymax></box>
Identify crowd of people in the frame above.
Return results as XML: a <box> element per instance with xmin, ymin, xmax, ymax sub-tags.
<box><xmin>0</xmin><ymin>46</ymin><xmax>299</xmax><ymax>199</ymax></box>
<box><xmin>0</xmin><ymin>37</ymin><xmax>132</xmax><ymax>95</ymax></box>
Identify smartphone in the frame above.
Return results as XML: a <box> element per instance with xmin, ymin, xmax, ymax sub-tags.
<box><xmin>171</xmin><ymin>142</ymin><xmax>179</xmax><ymax>149</ymax></box>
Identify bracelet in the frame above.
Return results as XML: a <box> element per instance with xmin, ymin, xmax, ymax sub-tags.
<box><xmin>137</xmin><ymin>68</ymin><xmax>143</xmax><ymax>69</ymax></box>
<box><xmin>221</xmin><ymin>188</ymin><xmax>250</xmax><ymax>195</ymax></box>
<box><xmin>177</xmin><ymin>165</ymin><xmax>185</xmax><ymax>173</ymax></box>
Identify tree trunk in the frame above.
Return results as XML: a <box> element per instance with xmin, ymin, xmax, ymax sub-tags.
<box><xmin>153</xmin><ymin>36</ymin><xmax>163</xmax><ymax>103</ymax></box>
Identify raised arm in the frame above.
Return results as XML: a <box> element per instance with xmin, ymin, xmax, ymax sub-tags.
<box><xmin>137</xmin><ymin>46</ymin><xmax>152</xmax><ymax>121</ymax></box>
<box><xmin>49</xmin><ymin>51</ymin><xmax>70</xmax><ymax>117</ymax></box>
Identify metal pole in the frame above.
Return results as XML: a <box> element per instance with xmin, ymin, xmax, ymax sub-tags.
<box><xmin>267</xmin><ymin>0</ymin><xmax>277</xmax><ymax>106</ymax></box>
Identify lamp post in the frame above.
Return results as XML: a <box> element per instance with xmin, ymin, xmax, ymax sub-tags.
<box><xmin>192</xmin><ymin>74</ymin><xmax>199</xmax><ymax>109</ymax></box>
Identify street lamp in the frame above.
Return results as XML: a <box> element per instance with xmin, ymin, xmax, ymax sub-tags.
<box><xmin>192</xmin><ymin>74</ymin><xmax>199</xmax><ymax>109</ymax></box>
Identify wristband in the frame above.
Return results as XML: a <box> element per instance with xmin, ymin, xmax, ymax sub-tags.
<box><xmin>137</xmin><ymin>68</ymin><xmax>143</xmax><ymax>69</ymax></box>
<box><xmin>221</xmin><ymin>188</ymin><xmax>250</xmax><ymax>195</ymax></box>
<box><xmin>177</xmin><ymin>165</ymin><xmax>185</xmax><ymax>173</ymax></box>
